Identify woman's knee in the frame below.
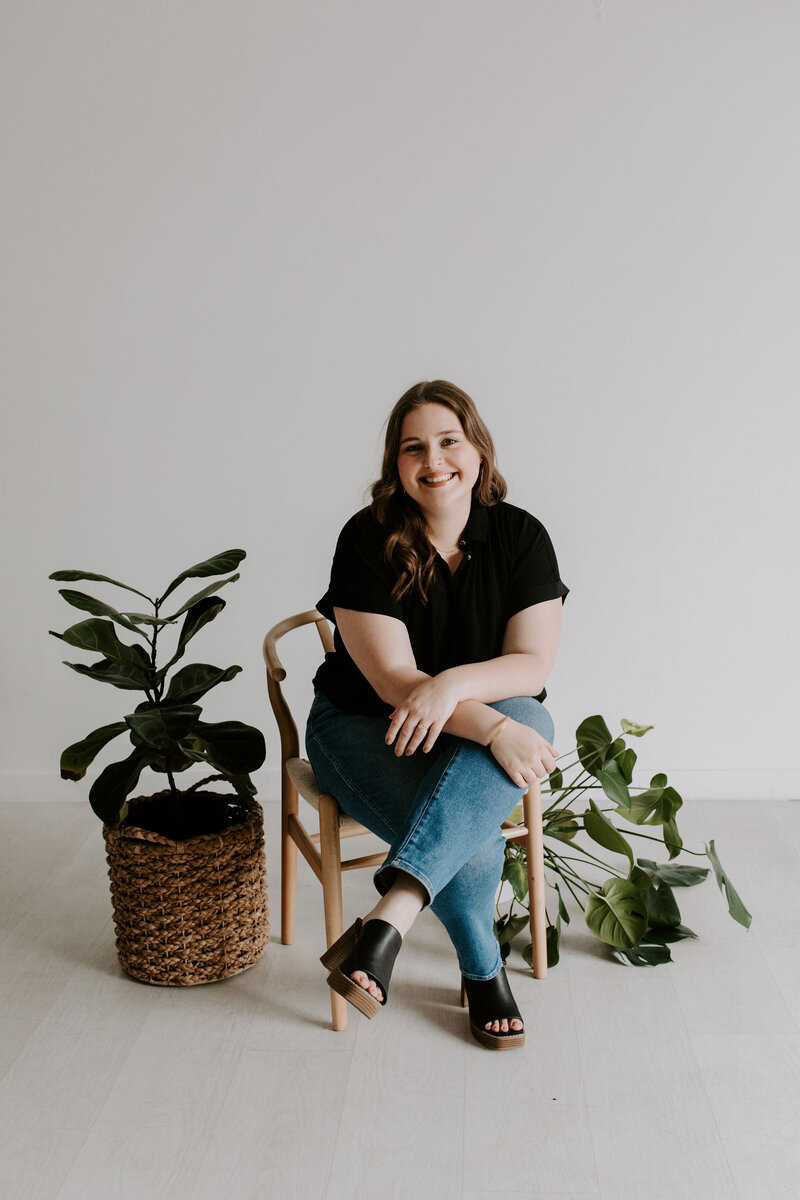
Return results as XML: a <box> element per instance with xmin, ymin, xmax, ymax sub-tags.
<box><xmin>490</xmin><ymin>696</ymin><xmax>555</xmax><ymax>742</ymax></box>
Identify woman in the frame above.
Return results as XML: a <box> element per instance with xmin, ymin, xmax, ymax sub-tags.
<box><xmin>306</xmin><ymin>380</ymin><xmax>569</xmax><ymax>1049</ymax></box>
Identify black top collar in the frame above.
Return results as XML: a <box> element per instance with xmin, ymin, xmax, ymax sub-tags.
<box><xmin>462</xmin><ymin>500</ymin><xmax>489</xmax><ymax>543</ymax></box>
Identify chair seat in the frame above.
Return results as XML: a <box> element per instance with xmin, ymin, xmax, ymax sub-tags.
<box><xmin>286</xmin><ymin>757</ymin><xmax>362</xmax><ymax>830</ymax></box>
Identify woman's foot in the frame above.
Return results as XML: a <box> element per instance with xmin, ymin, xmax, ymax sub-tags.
<box><xmin>349</xmin><ymin>875</ymin><xmax>428</xmax><ymax>1001</ymax></box>
<box><xmin>461</xmin><ymin>968</ymin><xmax>525</xmax><ymax>1049</ymax></box>
<box><xmin>325</xmin><ymin>918</ymin><xmax>403</xmax><ymax>1019</ymax></box>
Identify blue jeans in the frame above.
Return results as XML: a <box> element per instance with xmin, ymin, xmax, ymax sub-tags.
<box><xmin>305</xmin><ymin>691</ymin><xmax>555</xmax><ymax>981</ymax></box>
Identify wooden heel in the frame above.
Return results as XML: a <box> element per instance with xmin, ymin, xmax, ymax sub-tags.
<box><xmin>320</xmin><ymin>918</ymin><xmax>361</xmax><ymax>971</ymax></box>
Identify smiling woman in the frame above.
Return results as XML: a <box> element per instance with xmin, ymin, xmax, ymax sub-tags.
<box><xmin>306</xmin><ymin>380</ymin><xmax>569</xmax><ymax>1049</ymax></box>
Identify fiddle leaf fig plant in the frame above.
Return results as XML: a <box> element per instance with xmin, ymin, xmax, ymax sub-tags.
<box><xmin>49</xmin><ymin>549</ymin><xmax>266</xmax><ymax>826</ymax></box>
<box><xmin>496</xmin><ymin>715</ymin><xmax>751</xmax><ymax>969</ymax></box>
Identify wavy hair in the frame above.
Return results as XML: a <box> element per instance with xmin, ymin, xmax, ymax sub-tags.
<box><xmin>370</xmin><ymin>380</ymin><xmax>507</xmax><ymax>602</ymax></box>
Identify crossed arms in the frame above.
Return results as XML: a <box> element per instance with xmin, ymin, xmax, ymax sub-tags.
<box><xmin>333</xmin><ymin>598</ymin><xmax>563</xmax><ymax>787</ymax></box>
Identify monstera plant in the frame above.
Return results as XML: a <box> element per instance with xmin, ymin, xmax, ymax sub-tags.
<box><xmin>49</xmin><ymin>549</ymin><xmax>266</xmax><ymax>838</ymax></box>
<box><xmin>496</xmin><ymin>715</ymin><xmax>751</xmax><ymax>970</ymax></box>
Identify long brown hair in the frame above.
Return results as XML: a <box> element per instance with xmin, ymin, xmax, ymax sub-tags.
<box><xmin>370</xmin><ymin>380</ymin><xmax>507</xmax><ymax>602</ymax></box>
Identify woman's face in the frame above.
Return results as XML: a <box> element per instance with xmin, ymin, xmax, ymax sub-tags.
<box><xmin>396</xmin><ymin>403</ymin><xmax>482</xmax><ymax>521</ymax></box>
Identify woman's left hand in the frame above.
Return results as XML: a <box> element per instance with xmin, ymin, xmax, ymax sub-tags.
<box><xmin>386</xmin><ymin>673</ymin><xmax>461</xmax><ymax>757</ymax></box>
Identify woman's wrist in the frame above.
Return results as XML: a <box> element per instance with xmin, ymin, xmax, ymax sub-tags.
<box><xmin>485</xmin><ymin>715</ymin><xmax>510</xmax><ymax>751</ymax></box>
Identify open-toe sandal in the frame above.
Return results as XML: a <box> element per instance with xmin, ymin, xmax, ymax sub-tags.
<box><xmin>323</xmin><ymin>917</ymin><xmax>403</xmax><ymax>1020</ymax></box>
<box><xmin>460</xmin><ymin>966</ymin><xmax>526</xmax><ymax>1049</ymax></box>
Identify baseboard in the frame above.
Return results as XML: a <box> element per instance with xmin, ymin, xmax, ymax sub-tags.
<box><xmin>0</xmin><ymin>766</ymin><xmax>797</xmax><ymax>804</ymax></box>
<box><xmin>653</xmin><ymin>768</ymin><xmax>799</xmax><ymax>801</ymax></box>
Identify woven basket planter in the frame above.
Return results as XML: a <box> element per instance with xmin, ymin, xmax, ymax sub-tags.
<box><xmin>103</xmin><ymin>791</ymin><xmax>269</xmax><ymax>986</ymax></box>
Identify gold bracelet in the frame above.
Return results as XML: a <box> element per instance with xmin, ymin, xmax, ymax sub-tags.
<box><xmin>485</xmin><ymin>716</ymin><xmax>510</xmax><ymax>751</ymax></box>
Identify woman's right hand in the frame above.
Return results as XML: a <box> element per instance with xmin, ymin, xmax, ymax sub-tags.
<box><xmin>489</xmin><ymin>719</ymin><xmax>558</xmax><ymax>788</ymax></box>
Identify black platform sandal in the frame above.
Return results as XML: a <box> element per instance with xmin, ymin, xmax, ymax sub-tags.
<box><xmin>321</xmin><ymin>918</ymin><xmax>403</xmax><ymax>1020</ymax></box>
<box><xmin>460</xmin><ymin>967</ymin><xmax>526</xmax><ymax>1049</ymax></box>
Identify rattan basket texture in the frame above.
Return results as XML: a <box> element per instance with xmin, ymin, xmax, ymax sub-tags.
<box><xmin>103</xmin><ymin>791</ymin><xmax>269</xmax><ymax>986</ymax></box>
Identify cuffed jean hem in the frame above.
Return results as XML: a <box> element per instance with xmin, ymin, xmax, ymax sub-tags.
<box><xmin>460</xmin><ymin>960</ymin><xmax>504</xmax><ymax>983</ymax></box>
<box><xmin>374</xmin><ymin>857</ymin><xmax>434</xmax><ymax>907</ymax></box>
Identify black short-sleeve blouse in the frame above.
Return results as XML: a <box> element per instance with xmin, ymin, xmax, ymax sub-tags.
<box><xmin>313</xmin><ymin>499</ymin><xmax>569</xmax><ymax>716</ymax></box>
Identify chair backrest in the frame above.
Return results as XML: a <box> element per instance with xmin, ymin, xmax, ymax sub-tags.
<box><xmin>263</xmin><ymin>610</ymin><xmax>334</xmax><ymax>765</ymax></box>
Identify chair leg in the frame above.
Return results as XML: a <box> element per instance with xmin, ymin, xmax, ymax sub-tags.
<box><xmin>523</xmin><ymin>779</ymin><xmax>548</xmax><ymax>979</ymax></box>
<box><xmin>281</xmin><ymin>780</ymin><xmax>298</xmax><ymax>945</ymax></box>
<box><xmin>319</xmin><ymin>792</ymin><xmax>348</xmax><ymax>1031</ymax></box>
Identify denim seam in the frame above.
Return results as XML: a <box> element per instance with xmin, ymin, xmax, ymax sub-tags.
<box><xmin>304</xmin><ymin>731</ymin><xmax>401</xmax><ymax>837</ymax></box>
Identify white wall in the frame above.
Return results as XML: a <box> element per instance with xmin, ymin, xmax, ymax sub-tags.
<box><xmin>2</xmin><ymin>0</ymin><xmax>798</xmax><ymax>804</ymax></box>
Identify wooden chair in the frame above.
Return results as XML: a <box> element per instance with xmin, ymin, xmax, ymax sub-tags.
<box><xmin>263</xmin><ymin>609</ymin><xmax>548</xmax><ymax>1031</ymax></box>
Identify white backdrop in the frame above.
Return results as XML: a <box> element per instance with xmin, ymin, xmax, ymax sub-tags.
<box><xmin>2</xmin><ymin>0</ymin><xmax>798</xmax><ymax>804</ymax></box>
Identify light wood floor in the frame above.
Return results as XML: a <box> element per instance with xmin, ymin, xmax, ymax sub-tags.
<box><xmin>1</xmin><ymin>794</ymin><xmax>798</xmax><ymax>1200</ymax></box>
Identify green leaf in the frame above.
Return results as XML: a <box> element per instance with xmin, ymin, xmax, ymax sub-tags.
<box><xmin>125</xmin><ymin>704</ymin><xmax>202</xmax><ymax>750</ymax></box>
<box><xmin>544</xmin><ymin>808</ymin><xmax>579</xmax><ymax>842</ymax></box>
<box><xmin>612</xmin><ymin>924</ymin><xmax>696</xmax><ymax>966</ymax></box>
<box><xmin>122</xmin><ymin>612</ymin><xmax>177</xmax><ymax>628</ymax></box>
<box><xmin>506</xmin><ymin>802</ymin><xmax>524</xmax><ymax>825</ymax></box>
<box><xmin>612</xmin><ymin>942</ymin><xmax>673</xmax><ymax>967</ymax></box>
<box><xmin>149</xmin><ymin>748</ymin><xmax>196</xmax><ymax>774</ymax></box>
<box><xmin>547</xmin><ymin>766</ymin><xmax>564</xmax><ymax>791</ymax></box>
<box><xmin>614</xmin><ymin>747</ymin><xmax>637</xmax><ymax>785</ymax></box>
<box><xmin>615</xmin><ymin>783</ymin><xmax>683</xmax><ymax>828</ymax></box>
<box><xmin>619</xmin><ymin>719</ymin><xmax>654</xmax><ymax>737</ymax></box>
<box><xmin>706</xmin><ymin>840</ymin><xmax>752</xmax><ymax>929</ymax></box>
<box><xmin>554</xmin><ymin>881</ymin><xmax>570</xmax><ymax>924</ymax></box>
<box><xmin>88</xmin><ymin>746</ymin><xmax>153</xmax><ymax>824</ymax></box>
<box><xmin>597</xmin><ymin>758</ymin><xmax>631</xmax><ymax>807</ymax></box>
<box><xmin>226</xmin><ymin>773</ymin><xmax>259</xmax><ymax>799</ymax></box>
<box><xmin>637</xmin><ymin>858</ymin><xmax>710</xmax><ymax>887</ymax></box>
<box><xmin>183</xmin><ymin>720</ymin><xmax>266</xmax><ymax>775</ymax></box>
<box><xmin>583</xmin><ymin>798</ymin><xmax>634</xmax><ymax>863</ymax></box>
<box><xmin>645</xmin><ymin>924</ymin><xmax>698</xmax><ymax>944</ymax></box>
<box><xmin>156</xmin><ymin>598</ymin><xmax>228</xmax><ymax>678</ymax></box>
<box><xmin>546</xmin><ymin>913</ymin><xmax>561</xmax><ymax>967</ymax></box>
<box><xmin>496</xmin><ymin>913</ymin><xmax>528</xmax><ymax>948</ymax></box>
<box><xmin>628</xmin><ymin>864</ymin><xmax>653</xmax><ymax>893</ymax></box>
<box><xmin>50</xmin><ymin>570</ymin><xmax>152</xmax><ymax>603</ymax></box>
<box><xmin>60</xmin><ymin>721</ymin><xmax>129</xmax><ymax>781</ymax></box>
<box><xmin>159</xmin><ymin>550</ymin><xmax>246</xmax><ymax>604</ymax></box>
<box><xmin>585</xmin><ymin>878</ymin><xmax>647</xmax><ymax>948</ymax></box>
<box><xmin>164</xmin><ymin>575</ymin><xmax>240</xmax><ymax>621</ymax></box>
<box><xmin>663</xmin><ymin>817</ymin><xmax>684</xmax><ymax>860</ymax></box>
<box><xmin>163</xmin><ymin>663</ymin><xmax>242</xmax><ymax>705</ymax></box>
<box><xmin>62</xmin><ymin>658</ymin><xmax>153</xmax><ymax>691</ymax></box>
<box><xmin>58</xmin><ymin>618</ymin><xmax>153</xmax><ymax>671</ymax></box>
<box><xmin>57</xmin><ymin>590</ymin><xmax>149</xmax><ymax>638</ymax></box>
<box><xmin>644</xmin><ymin>878</ymin><xmax>682</xmax><ymax>928</ymax></box>
<box><xmin>502</xmin><ymin>856</ymin><xmax>529</xmax><ymax>902</ymax></box>
<box><xmin>576</xmin><ymin>714</ymin><xmax>614</xmax><ymax>776</ymax></box>
<box><xmin>650</xmin><ymin>773</ymin><xmax>668</xmax><ymax>788</ymax></box>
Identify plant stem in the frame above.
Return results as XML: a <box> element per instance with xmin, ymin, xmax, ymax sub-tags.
<box><xmin>544</xmin><ymin>848</ymin><xmax>596</xmax><ymax>892</ymax></box>
<box><xmin>151</xmin><ymin>598</ymin><xmax>162</xmax><ymax>702</ymax></box>
<box><xmin>549</xmin><ymin>835</ymin><xmax>627</xmax><ymax>874</ymax></box>
<box><xmin>545</xmin><ymin>862</ymin><xmax>587</xmax><ymax>912</ymax></box>
<box><xmin>618</xmin><ymin>829</ymin><xmax>708</xmax><ymax>857</ymax></box>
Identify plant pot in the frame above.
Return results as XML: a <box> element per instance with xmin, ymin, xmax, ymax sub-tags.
<box><xmin>103</xmin><ymin>789</ymin><xmax>269</xmax><ymax>986</ymax></box>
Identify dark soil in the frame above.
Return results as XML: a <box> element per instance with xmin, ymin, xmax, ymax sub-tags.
<box><xmin>120</xmin><ymin>791</ymin><xmax>249</xmax><ymax>841</ymax></box>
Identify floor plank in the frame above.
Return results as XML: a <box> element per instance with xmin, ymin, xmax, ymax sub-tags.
<box><xmin>1</xmin><ymin>798</ymin><xmax>798</xmax><ymax>1199</ymax></box>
